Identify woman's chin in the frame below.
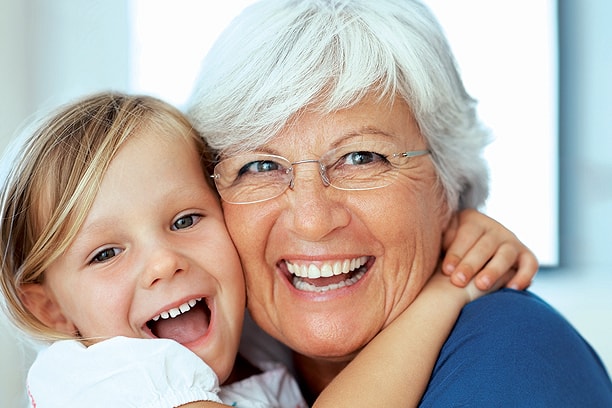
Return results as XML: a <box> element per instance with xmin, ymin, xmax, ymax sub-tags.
<box><xmin>284</xmin><ymin>323</ymin><xmax>370</xmax><ymax>361</ymax></box>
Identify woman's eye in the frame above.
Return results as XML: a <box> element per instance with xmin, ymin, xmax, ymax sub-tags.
<box><xmin>172</xmin><ymin>214</ymin><xmax>201</xmax><ymax>230</ymax></box>
<box><xmin>238</xmin><ymin>160</ymin><xmax>283</xmax><ymax>176</ymax></box>
<box><xmin>343</xmin><ymin>150</ymin><xmax>386</xmax><ymax>166</ymax></box>
<box><xmin>91</xmin><ymin>248</ymin><xmax>121</xmax><ymax>264</ymax></box>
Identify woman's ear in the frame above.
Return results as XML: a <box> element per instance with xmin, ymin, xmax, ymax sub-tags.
<box><xmin>19</xmin><ymin>284</ymin><xmax>78</xmax><ymax>335</ymax></box>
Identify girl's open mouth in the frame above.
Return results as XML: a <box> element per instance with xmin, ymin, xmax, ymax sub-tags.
<box><xmin>145</xmin><ymin>297</ymin><xmax>211</xmax><ymax>345</ymax></box>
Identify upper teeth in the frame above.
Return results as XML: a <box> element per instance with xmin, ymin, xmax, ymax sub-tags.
<box><xmin>151</xmin><ymin>298</ymin><xmax>202</xmax><ymax>321</ymax></box>
<box><xmin>286</xmin><ymin>256</ymin><xmax>368</xmax><ymax>279</ymax></box>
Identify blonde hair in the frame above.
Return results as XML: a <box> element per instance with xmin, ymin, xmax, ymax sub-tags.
<box><xmin>0</xmin><ymin>92</ymin><xmax>212</xmax><ymax>341</ymax></box>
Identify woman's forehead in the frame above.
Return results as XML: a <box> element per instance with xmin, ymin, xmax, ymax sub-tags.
<box><xmin>260</xmin><ymin>96</ymin><xmax>421</xmax><ymax>150</ymax></box>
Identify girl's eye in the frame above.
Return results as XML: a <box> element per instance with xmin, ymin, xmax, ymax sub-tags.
<box><xmin>91</xmin><ymin>247</ymin><xmax>121</xmax><ymax>264</ymax></box>
<box><xmin>172</xmin><ymin>214</ymin><xmax>201</xmax><ymax>231</ymax></box>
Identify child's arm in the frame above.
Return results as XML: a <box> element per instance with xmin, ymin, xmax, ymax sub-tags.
<box><xmin>312</xmin><ymin>269</ymin><xmax>510</xmax><ymax>408</ymax></box>
<box><xmin>442</xmin><ymin>208</ymin><xmax>538</xmax><ymax>291</ymax></box>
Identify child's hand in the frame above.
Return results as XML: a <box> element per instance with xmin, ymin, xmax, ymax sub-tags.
<box><xmin>441</xmin><ymin>209</ymin><xmax>538</xmax><ymax>291</ymax></box>
<box><xmin>427</xmin><ymin>265</ymin><xmax>513</xmax><ymax>306</ymax></box>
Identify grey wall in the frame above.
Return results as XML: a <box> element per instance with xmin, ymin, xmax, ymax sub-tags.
<box><xmin>558</xmin><ymin>0</ymin><xmax>612</xmax><ymax>268</ymax></box>
<box><xmin>0</xmin><ymin>0</ymin><xmax>129</xmax><ymax>153</ymax></box>
<box><xmin>0</xmin><ymin>1</ymin><xmax>130</xmax><ymax>406</ymax></box>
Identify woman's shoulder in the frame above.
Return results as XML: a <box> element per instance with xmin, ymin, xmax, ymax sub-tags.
<box><xmin>451</xmin><ymin>288</ymin><xmax>605</xmax><ymax>365</ymax></box>
<box><xmin>462</xmin><ymin>288</ymin><xmax>569</xmax><ymax>326</ymax></box>
<box><xmin>420</xmin><ymin>289</ymin><xmax>612</xmax><ymax>406</ymax></box>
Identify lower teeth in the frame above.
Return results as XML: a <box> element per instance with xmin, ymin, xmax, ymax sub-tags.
<box><xmin>293</xmin><ymin>271</ymin><xmax>365</xmax><ymax>292</ymax></box>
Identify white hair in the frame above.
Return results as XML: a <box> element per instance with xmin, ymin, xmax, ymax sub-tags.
<box><xmin>187</xmin><ymin>0</ymin><xmax>491</xmax><ymax>209</ymax></box>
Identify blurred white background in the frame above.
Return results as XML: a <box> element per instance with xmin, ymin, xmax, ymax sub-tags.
<box><xmin>1</xmin><ymin>1</ymin><xmax>611</xmax><ymax>406</ymax></box>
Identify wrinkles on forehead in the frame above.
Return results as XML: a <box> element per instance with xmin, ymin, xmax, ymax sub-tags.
<box><xmin>220</xmin><ymin>91</ymin><xmax>417</xmax><ymax>159</ymax></box>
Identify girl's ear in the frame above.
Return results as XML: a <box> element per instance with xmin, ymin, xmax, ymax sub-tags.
<box><xmin>19</xmin><ymin>284</ymin><xmax>78</xmax><ymax>335</ymax></box>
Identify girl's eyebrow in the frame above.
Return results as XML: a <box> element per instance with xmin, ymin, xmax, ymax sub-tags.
<box><xmin>66</xmin><ymin>219</ymin><xmax>117</xmax><ymax>254</ymax></box>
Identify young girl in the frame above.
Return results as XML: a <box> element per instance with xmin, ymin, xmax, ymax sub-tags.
<box><xmin>0</xmin><ymin>92</ymin><xmax>537</xmax><ymax>407</ymax></box>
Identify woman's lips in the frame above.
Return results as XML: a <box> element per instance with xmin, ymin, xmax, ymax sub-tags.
<box><xmin>283</xmin><ymin>256</ymin><xmax>372</xmax><ymax>292</ymax></box>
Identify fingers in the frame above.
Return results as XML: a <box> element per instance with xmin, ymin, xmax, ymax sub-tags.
<box><xmin>441</xmin><ymin>209</ymin><xmax>539</xmax><ymax>291</ymax></box>
<box><xmin>472</xmin><ymin>242</ymin><xmax>520</xmax><ymax>290</ymax></box>
<box><xmin>467</xmin><ymin>243</ymin><xmax>538</xmax><ymax>291</ymax></box>
<box><xmin>464</xmin><ymin>268</ymin><xmax>515</xmax><ymax>302</ymax></box>
<box><xmin>446</xmin><ymin>232</ymin><xmax>499</xmax><ymax>288</ymax></box>
<box><xmin>504</xmin><ymin>251</ymin><xmax>539</xmax><ymax>290</ymax></box>
<box><xmin>442</xmin><ymin>211</ymin><xmax>488</xmax><ymax>285</ymax></box>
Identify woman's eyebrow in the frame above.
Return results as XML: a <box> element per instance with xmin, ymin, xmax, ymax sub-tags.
<box><xmin>248</xmin><ymin>126</ymin><xmax>399</xmax><ymax>155</ymax></box>
<box><xmin>328</xmin><ymin>126</ymin><xmax>398</xmax><ymax>147</ymax></box>
<box><xmin>346</xmin><ymin>126</ymin><xmax>396</xmax><ymax>138</ymax></box>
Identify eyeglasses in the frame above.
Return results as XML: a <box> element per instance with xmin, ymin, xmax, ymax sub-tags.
<box><xmin>211</xmin><ymin>141</ymin><xmax>430</xmax><ymax>204</ymax></box>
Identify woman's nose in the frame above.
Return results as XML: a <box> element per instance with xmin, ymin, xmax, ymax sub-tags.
<box><xmin>283</xmin><ymin>165</ymin><xmax>350</xmax><ymax>241</ymax></box>
<box><xmin>140</xmin><ymin>242</ymin><xmax>186</xmax><ymax>288</ymax></box>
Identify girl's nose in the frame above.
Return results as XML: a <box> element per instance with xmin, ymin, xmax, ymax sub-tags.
<box><xmin>140</xmin><ymin>242</ymin><xmax>187</xmax><ymax>288</ymax></box>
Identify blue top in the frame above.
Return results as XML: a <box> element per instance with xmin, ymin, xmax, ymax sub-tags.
<box><xmin>420</xmin><ymin>289</ymin><xmax>612</xmax><ymax>407</ymax></box>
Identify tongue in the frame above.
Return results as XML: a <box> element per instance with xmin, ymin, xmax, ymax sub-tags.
<box><xmin>152</xmin><ymin>304</ymin><xmax>210</xmax><ymax>345</ymax></box>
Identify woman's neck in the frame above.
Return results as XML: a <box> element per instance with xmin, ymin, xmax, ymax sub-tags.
<box><xmin>292</xmin><ymin>352</ymin><xmax>350</xmax><ymax>405</ymax></box>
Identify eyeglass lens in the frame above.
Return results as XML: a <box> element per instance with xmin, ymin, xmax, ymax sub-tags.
<box><xmin>213</xmin><ymin>141</ymin><xmax>429</xmax><ymax>204</ymax></box>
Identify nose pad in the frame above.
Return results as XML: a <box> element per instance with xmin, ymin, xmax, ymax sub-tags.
<box><xmin>282</xmin><ymin>159</ymin><xmax>350</xmax><ymax>241</ymax></box>
<box><xmin>288</xmin><ymin>168</ymin><xmax>296</xmax><ymax>190</ymax></box>
<box><xmin>288</xmin><ymin>159</ymin><xmax>330</xmax><ymax>189</ymax></box>
<box><xmin>318</xmin><ymin>163</ymin><xmax>331</xmax><ymax>187</ymax></box>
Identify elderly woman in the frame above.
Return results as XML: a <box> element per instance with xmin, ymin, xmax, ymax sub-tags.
<box><xmin>188</xmin><ymin>0</ymin><xmax>612</xmax><ymax>405</ymax></box>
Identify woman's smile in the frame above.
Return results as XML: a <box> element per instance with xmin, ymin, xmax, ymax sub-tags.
<box><xmin>282</xmin><ymin>256</ymin><xmax>372</xmax><ymax>292</ymax></box>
